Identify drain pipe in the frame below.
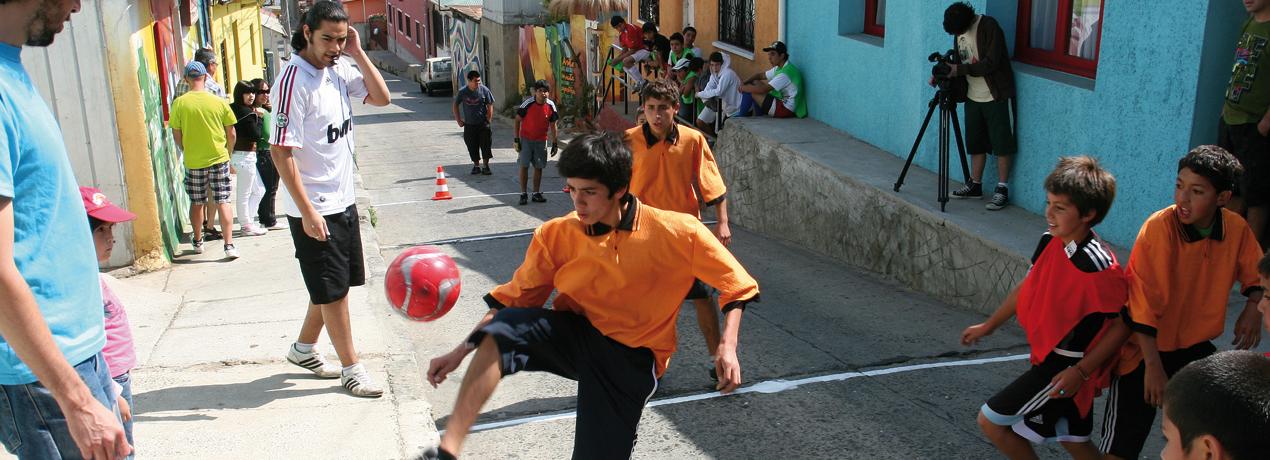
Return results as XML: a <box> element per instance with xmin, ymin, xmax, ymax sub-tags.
<box><xmin>778</xmin><ymin>0</ymin><xmax>786</xmax><ymax>42</ymax></box>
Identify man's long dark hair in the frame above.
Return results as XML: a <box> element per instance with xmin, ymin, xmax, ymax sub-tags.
<box><xmin>291</xmin><ymin>0</ymin><xmax>349</xmax><ymax>52</ymax></box>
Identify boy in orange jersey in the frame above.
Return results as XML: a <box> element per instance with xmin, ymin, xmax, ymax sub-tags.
<box><xmin>625</xmin><ymin>79</ymin><xmax>732</xmax><ymax>376</ymax></box>
<box><xmin>422</xmin><ymin>132</ymin><xmax>760</xmax><ymax>459</ymax></box>
<box><xmin>1100</xmin><ymin>145</ymin><xmax>1264</xmax><ymax>460</ymax></box>
<box><xmin>961</xmin><ymin>156</ymin><xmax>1131</xmax><ymax>459</ymax></box>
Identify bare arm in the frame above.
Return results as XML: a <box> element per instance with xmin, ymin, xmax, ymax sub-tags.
<box><xmin>961</xmin><ymin>285</ymin><xmax>1020</xmax><ymax>345</ymax></box>
<box><xmin>345</xmin><ymin>28</ymin><xmax>391</xmax><ymax>107</ymax></box>
<box><xmin>270</xmin><ymin>145</ymin><xmax>327</xmax><ymax>242</ymax></box>
<box><xmin>172</xmin><ymin>130</ymin><xmax>183</xmax><ymax>150</ymax></box>
<box><xmin>0</xmin><ymin>199</ymin><xmax>129</xmax><ymax>459</ymax></box>
<box><xmin>715</xmin><ymin>308</ymin><xmax>744</xmax><ymax>393</ymax></box>
<box><xmin>486</xmin><ymin>103</ymin><xmax>494</xmax><ymax>125</ymax></box>
<box><xmin>427</xmin><ymin>308</ymin><xmax>499</xmax><ymax>387</ymax></box>
<box><xmin>224</xmin><ymin>125</ymin><xmax>236</xmax><ymax>154</ymax></box>
<box><xmin>452</xmin><ymin>100</ymin><xmax>464</xmax><ymax>127</ymax></box>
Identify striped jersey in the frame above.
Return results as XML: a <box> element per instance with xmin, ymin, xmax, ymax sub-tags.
<box><xmin>269</xmin><ymin>56</ymin><xmax>369</xmax><ymax>216</ymax></box>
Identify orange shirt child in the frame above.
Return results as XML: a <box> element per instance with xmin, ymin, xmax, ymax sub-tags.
<box><xmin>625</xmin><ymin>123</ymin><xmax>726</xmax><ymax>218</ymax></box>
<box><xmin>487</xmin><ymin>196</ymin><xmax>759</xmax><ymax>376</ymax></box>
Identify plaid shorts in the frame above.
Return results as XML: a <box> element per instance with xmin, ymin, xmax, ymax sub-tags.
<box><xmin>185</xmin><ymin>162</ymin><xmax>233</xmax><ymax>204</ymax></box>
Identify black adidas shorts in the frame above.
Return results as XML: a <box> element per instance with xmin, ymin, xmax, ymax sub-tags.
<box><xmin>685</xmin><ymin>278</ymin><xmax>713</xmax><ymax>300</ymax></box>
<box><xmin>982</xmin><ymin>353</ymin><xmax>1093</xmax><ymax>442</ymax></box>
<box><xmin>1099</xmin><ymin>341</ymin><xmax>1216</xmax><ymax>458</ymax></box>
<box><xmin>287</xmin><ymin>204</ymin><xmax>365</xmax><ymax>305</ymax></box>
<box><xmin>468</xmin><ymin>307</ymin><xmax>658</xmax><ymax>458</ymax></box>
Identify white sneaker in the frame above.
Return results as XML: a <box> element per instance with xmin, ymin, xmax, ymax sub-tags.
<box><xmin>242</xmin><ymin>224</ymin><xmax>267</xmax><ymax>236</ymax></box>
<box><xmin>341</xmin><ymin>364</ymin><xmax>384</xmax><ymax>398</ymax></box>
<box><xmin>223</xmin><ymin>244</ymin><xmax>240</xmax><ymax>260</ymax></box>
<box><xmin>286</xmin><ymin>344</ymin><xmax>341</xmax><ymax>379</ymax></box>
<box><xmin>266</xmin><ymin>221</ymin><xmax>288</xmax><ymax>230</ymax></box>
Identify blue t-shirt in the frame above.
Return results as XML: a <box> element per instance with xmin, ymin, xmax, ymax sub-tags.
<box><xmin>454</xmin><ymin>84</ymin><xmax>495</xmax><ymax>126</ymax></box>
<box><xmin>0</xmin><ymin>44</ymin><xmax>105</xmax><ymax>384</ymax></box>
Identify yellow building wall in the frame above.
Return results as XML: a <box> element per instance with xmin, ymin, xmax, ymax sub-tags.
<box><xmin>632</xmin><ymin>0</ymin><xmax>780</xmax><ymax>80</ymax></box>
<box><xmin>210</xmin><ymin>0</ymin><xmax>265</xmax><ymax>91</ymax></box>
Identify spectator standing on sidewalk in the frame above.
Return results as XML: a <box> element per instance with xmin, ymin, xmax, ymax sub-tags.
<box><xmin>1218</xmin><ymin>0</ymin><xmax>1270</xmax><ymax>248</ymax></box>
<box><xmin>230</xmin><ymin>80</ymin><xmax>268</xmax><ymax>237</ymax></box>
<box><xmin>454</xmin><ymin>70</ymin><xmax>495</xmax><ymax>175</ymax></box>
<box><xmin>943</xmin><ymin>1</ymin><xmax>1018</xmax><ymax>211</ymax></box>
<box><xmin>171</xmin><ymin>61</ymin><xmax>240</xmax><ymax>259</ymax></box>
<box><xmin>251</xmin><ymin>78</ymin><xmax>285</xmax><ymax>230</ymax></box>
<box><xmin>271</xmin><ymin>0</ymin><xmax>392</xmax><ymax>398</ymax></box>
<box><xmin>513</xmin><ymin>79</ymin><xmax>559</xmax><ymax>205</ymax></box>
<box><xmin>0</xmin><ymin>0</ymin><xmax>132</xmax><ymax>457</ymax></box>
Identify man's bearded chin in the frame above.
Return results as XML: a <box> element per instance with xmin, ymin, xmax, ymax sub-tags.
<box><xmin>25</xmin><ymin>10</ymin><xmax>59</xmax><ymax>47</ymax></box>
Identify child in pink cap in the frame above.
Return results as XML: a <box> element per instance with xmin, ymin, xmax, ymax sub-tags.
<box><xmin>81</xmin><ymin>186</ymin><xmax>139</xmax><ymax>451</ymax></box>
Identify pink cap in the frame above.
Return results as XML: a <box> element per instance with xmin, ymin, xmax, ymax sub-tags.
<box><xmin>80</xmin><ymin>187</ymin><xmax>136</xmax><ymax>223</ymax></box>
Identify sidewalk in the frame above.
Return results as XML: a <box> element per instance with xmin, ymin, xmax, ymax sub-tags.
<box><xmin>97</xmin><ymin>181</ymin><xmax>434</xmax><ymax>458</ymax></box>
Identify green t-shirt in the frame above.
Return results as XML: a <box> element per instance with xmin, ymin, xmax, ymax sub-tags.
<box><xmin>169</xmin><ymin>91</ymin><xmax>235</xmax><ymax>169</ymax></box>
<box><xmin>681</xmin><ymin>71</ymin><xmax>699</xmax><ymax>105</ymax></box>
<box><xmin>1223</xmin><ymin>17</ymin><xmax>1270</xmax><ymax>125</ymax></box>
<box><xmin>257</xmin><ymin>110</ymin><xmax>272</xmax><ymax>151</ymax></box>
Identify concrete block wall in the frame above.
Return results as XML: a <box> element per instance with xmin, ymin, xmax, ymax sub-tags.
<box><xmin>715</xmin><ymin>119</ymin><xmax>1033</xmax><ymax>315</ymax></box>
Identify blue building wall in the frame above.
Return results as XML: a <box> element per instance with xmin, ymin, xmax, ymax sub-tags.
<box><xmin>789</xmin><ymin>0</ymin><xmax>1245</xmax><ymax>247</ymax></box>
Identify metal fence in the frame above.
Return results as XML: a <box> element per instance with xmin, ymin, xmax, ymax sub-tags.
<box><xmin>719</xmin><ymin>0</ymin><xmax>754</xmax><ymax>50</ymax></box>
<box><xmin>639</xmin><ymin>0</ymin><xmax>659</xmax><ymax>25</ymax></box>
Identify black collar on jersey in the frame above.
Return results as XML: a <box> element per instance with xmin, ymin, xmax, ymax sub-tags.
<box><xmin>585</xmin><ymin>194</ymin><xmax>639</xmax><ymax>236</ymax></box>
<box><xmin>641</xmin><ymin>122</ymin><xmax>680</xmax><ymax>148</ymax></box>
<box><xmin>1176</xmin><ymin>207</ymin><xmax>1226</xmax><ymax>242</ymax></box>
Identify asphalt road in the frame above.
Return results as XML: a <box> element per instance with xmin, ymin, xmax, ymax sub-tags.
<box><xmin>351</xmin><ymin>72</ymin><xmax>1231</xmax><ymax>459</ymax></box>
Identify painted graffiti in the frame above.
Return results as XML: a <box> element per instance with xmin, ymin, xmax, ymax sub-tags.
<box><xmin>448</xmin><ymin>16</ymin><xmax>480</xmax><ymax>85</ymax></box>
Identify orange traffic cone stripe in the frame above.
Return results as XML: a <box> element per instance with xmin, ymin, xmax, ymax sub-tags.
<box><xmin>431</xmin><ymin>166</ymin><xmax>453</xmax><ymax>200</ymax></box>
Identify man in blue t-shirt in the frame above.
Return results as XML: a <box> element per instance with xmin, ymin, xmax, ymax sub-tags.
<box><xmin>453</xmin><ymin>69</ymin><xmax>496</xmax><ymax>175</ymax></box>
<box><xmin>0</xmin><ymin>0</ymin><xmax>132</xmax><ymax>458</ymax></box>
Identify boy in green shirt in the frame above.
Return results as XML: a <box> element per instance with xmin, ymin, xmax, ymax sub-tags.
<box><xmin>1219</xmin><ymin>0</ymin><xmax>1270</xmax><ymax>249</ymax></box>
<box><xmin>170</xmin><ymin>61</ymin><xmax>239</xmax><ymax>258</ymax></box>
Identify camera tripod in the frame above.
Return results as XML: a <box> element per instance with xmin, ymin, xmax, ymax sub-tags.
<box><xmin>893</xmin><ymin>88</ymin><xmax>972</xmax><ymax>212</ymax></box>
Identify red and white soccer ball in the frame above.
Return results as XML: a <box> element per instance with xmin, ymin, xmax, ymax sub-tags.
<box><xmin>385</xmin><ymin>245</ymin><xmax>462</xmax><ymax>322</ymax></box>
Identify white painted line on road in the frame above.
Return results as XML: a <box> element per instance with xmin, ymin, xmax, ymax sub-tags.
<box><xmin>455</xmin><ymin>353</ymin><xmax>1028</xmax><ymax>434</ymax></box>
<box><xmin>376</xmin><ymin>191</ymin><xmax>569</xmax><ymax>208</ymax></box>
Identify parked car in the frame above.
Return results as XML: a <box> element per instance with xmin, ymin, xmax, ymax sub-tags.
<box><xmin>417</xmin><ymin>57</ymin><xmax>453</xmax><ymax>96</ymax></box>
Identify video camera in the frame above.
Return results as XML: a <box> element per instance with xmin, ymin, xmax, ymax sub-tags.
<box><xmin>928</xmin><ymin>49</ymin><xmax>958</xmax><ymax>90</ymax></box>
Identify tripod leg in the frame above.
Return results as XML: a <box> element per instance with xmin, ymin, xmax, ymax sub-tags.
<box><xmin>939</xmin><ymin>104</ymin><xmax>950</xmax><ymax>212</ymax></box>
<box><xmin>895</xmin><ymin>99</ymin><xmax>940</xmax><ymax>192</ymax></box>
<box><xmin>949</xmin><ymin>104</ymin><xmax>972</xmax><ymax>184</ymax></box>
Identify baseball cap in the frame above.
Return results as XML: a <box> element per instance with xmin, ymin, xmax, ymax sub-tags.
<box><xmin>185</xmin><ymin>61</ymin><xmax>208</xmax><ymax>78</ymax></box>
<box><xmin>762</xmin><ymin>41</ymin><xmax>788</xmax><ymax>54</ymax></box>
<box><xmin>80</xmin><ymin>187</ymin><xmax>136</xmax><ymax>223</ymax></box>
<box><xmin>672</xmin><ymin>58</ymin><xmax>691</xmax><ymax>71</ymax></box>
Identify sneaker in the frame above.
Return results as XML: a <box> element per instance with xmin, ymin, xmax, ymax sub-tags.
<box><xmin>202</xmin><ymin>226</ymin><xmax>222</xmax><ymax>241</ymax></box>
<box><xmin>952</xmin><ymin>181</ymin><xmax>983</xmax><ymax>198</ymax></box>
<box><xmin>518</xmin><ymin>193</ymin><xmax>528</xmax><ymax>205</ymax></box>
<box><xmin>413</xmin><ymin>446</ymin><xmax>457</xmax><ymax>460</ymax></box>
<box><xmin>191</xmin><ymin>239</ymin><xmax>205</xmax><ymax>254</ymax></box>
<box><xmin>531</xmin><ymin>192</ymin><xmax>546</xmax><ymax>203</ymax></box>
<box><xmin>341</xmin><ymin>364</ymin><xmax>385</xmax><ymax>398</ymax></box>
<box><xmin>266</xmin><ymin>221</ymin><xmax>288</xmax><ymax>231</ymax></box>
<box><xmin>986</xmin><ymin>185</ymin><xmax>1009</xmax><ymax>211</ymax></box>
<box><xmin>470</xmin><ymin>165</ymin><xmax>482</xmax><ymax>175</ymax></box>
<box><xmin>286</xmin><ymin>344</ymin><xmax>341</xmax><ymax>379</ymax></box>
<box><xmin>241</xmin><ymin>224</ymin><xmax>267</xmax><ymax>236</ymax></box>
<box><xmin>224</xmin><ymin>244</ymin><xmax>240</xmax><ymax>260</ymax></box>
<box><xmin>481</xmin><ymin>166</ymin><xmax>492</xmax><ymax>175</ymax></box>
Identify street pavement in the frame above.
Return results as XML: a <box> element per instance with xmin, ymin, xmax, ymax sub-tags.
<box><xmin>354</xmin><ymin>70</ymin><xmax>1244</xmax><ymax>459</ymax></box>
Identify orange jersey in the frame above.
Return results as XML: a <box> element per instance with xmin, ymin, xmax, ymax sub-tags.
<box><xmin>626</xmin><ymin>124</ymin><xmax>727</xmax><ymax>218</ymax></box>
<box><xmin>1117</xmin><ymin>206</ymin><xmax>1262</xmax><ymax>374</ymax></box>
<box><xmin>487</xmin><ymin>196</ymin><xmax>760</xmax><ymax>376</ymax></box>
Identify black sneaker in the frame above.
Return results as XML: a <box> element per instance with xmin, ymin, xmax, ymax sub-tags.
<box><xmin>531</xmin><ymin>192</ymin><xmax>546</xmax><ymax>203</ymax></box>
<box><xmin>986</xmin><ymin>185</ymin><xmax>1009</xmax><ymax>211</ymax></box>
<box><xmin>481</xmin><ymin>166</ymin><xmax>492</xmax><ymax>175</ymax></box>
<box><xmin>952</xmin><ymin>181</ymin><xmax>982</xmax><ymax>199</ymax></box>
<box><xmin>470</xmin><ymin>165</ymin><xmax>481</xmax><ymax>175</ymax></box>
<box><xmin>518</xmin><ymin>193</ymin><xmax>528</xmax><ymax>205</ymax></box>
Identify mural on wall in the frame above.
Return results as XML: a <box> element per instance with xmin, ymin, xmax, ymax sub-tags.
<box><xmin>448</xmin><ymin>16</ymin><xmax>480</xmax><ymax>84</ymax></box>
<box><xmin>135</xmin><ymin>34</ymin><xmax>189</xmax><ymax>257</ymax></box>
<box><xmin>150</xmin><ymin>0</ymin><xmax>182</xmax><ymax>120</ymax></box>
<box><xmin>519</xmin><ymin>17</ymin><xmax>591</xmax><ymax>122</ymax></box>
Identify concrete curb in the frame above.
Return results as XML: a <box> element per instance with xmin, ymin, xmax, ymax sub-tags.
<box><xmin>354</xmin><ymin>172</ymin><xmax>439</xmax><ymax>457</ymax></box>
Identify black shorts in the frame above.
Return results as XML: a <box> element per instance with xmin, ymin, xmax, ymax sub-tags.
<box><xmin>685</xmin><ymin>279</ymin><xmax>713</xmax><ymax>300</ymax></box>
<box><xmin>463</xmin><ymin>124</ymin><xmax>493</xmax><ymax>163</ymax></box>
<box><xmin>964</xmin><ymin>99</ymin><xmax>1017</xmax><ymax>156</ymax></box>
<box><xmin>1099</xmin><ymin>341</ymin><xmax>1216</xmax><ymax>458</ymax></box>
<box><xmin>982</xmin><ymin>353</ymin><xmax>1092</xmax><ymax>443</ymax></box>
<box><xmin>287</xmin><ymin>204</ymin><xmax>365</xmax><ymax>305</ymax></box>
<box><xmin>468</xmin><ymin>308</ymin><xmax>658</xmax><ymax>459</ymax></box>
<box><xmin>1217</xmin><ymin>119</ymin><xmax>1270</xmax><ymax>207</ymax></box>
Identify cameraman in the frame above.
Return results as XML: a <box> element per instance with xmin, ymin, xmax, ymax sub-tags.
<box><xmin>941</xmin><ymin>2</ymin><xmax>1017</xmax><ymax>211</ymax></box>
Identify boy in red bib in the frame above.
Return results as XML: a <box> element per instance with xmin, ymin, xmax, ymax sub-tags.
<box><xmin>961</xmin><ymin>156</ymin><xmax>1131</xmax><ymax>459</ymax></box>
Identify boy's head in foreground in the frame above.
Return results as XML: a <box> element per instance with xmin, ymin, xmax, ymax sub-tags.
<box><xmin>1175</xmin><ymin>145</ymin><xmax>1242</xmax><ymax>229</ymax></box>
<box><xmin>557</xmin><ymin>132</ymin><xmax>632</xmax><ymax>225</ymax></box>
<box><xmin>1161</xmin><ymin>350</ymin><xmax>1270</xmax><ymax>460</ymax></box>
<box><xmin>1042</xmin><ymin>156</ymin><xmax>1116</xmax><ymax>243</ymax></box>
